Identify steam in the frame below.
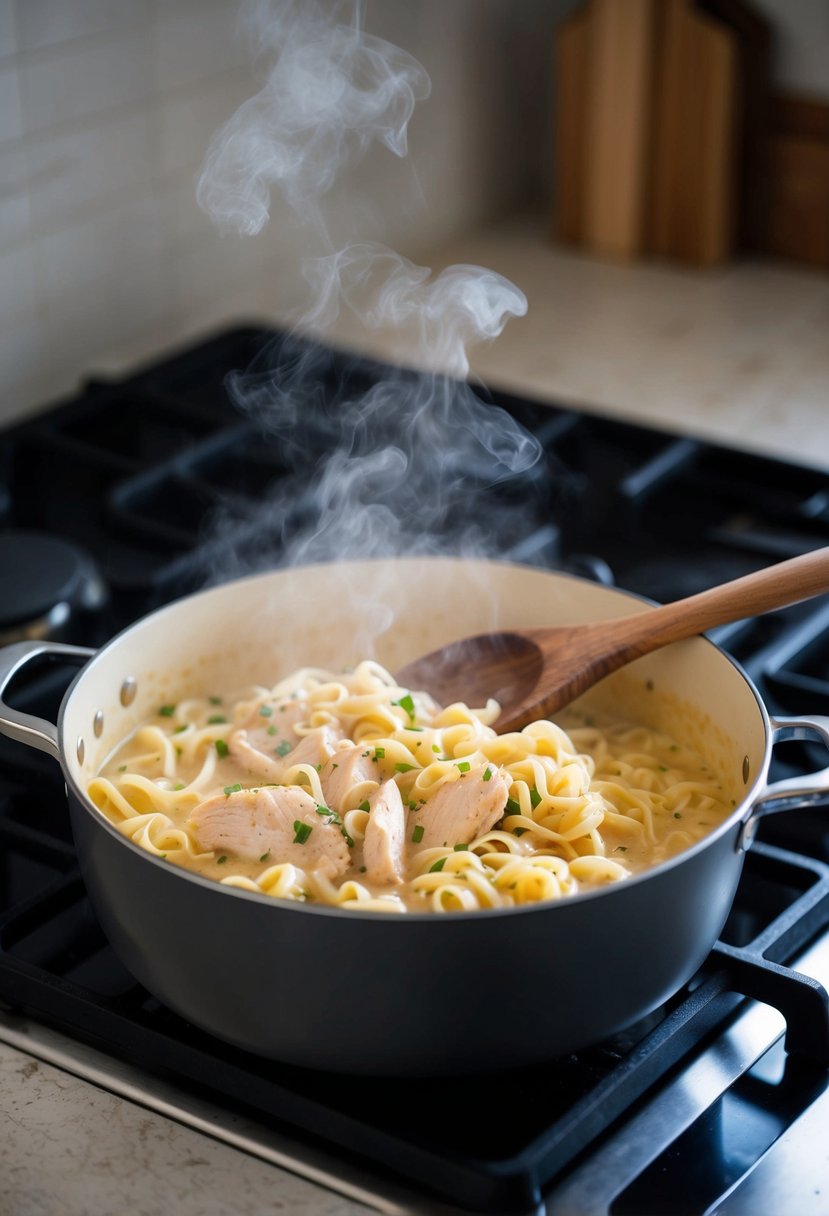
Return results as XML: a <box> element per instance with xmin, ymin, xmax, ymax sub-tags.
<box><xmin>197</xmin><ymin>0</ymin><xmax>430</xmax><ymax>234</ymax></box>
<box><xmin>196</xmin><ymin>0</ymin><xmax>543</xmax><ymax>588</ymax></box>
<box><xmin>303</xmin><ymin>243</ymin><xmax>527</xmax><ymax>378</ymax></box>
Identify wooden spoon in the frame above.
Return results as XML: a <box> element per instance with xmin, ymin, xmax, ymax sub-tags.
<box><xmin>396</xmin><ymin>547</ymin><xmax>829</xmax><ymax>732</ymax></box>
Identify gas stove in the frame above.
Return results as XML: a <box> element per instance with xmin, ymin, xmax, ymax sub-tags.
<box><xmin>1</xmin><ymin>325</ymin><xmax>829</xmax><ymax>1215</ymax></box>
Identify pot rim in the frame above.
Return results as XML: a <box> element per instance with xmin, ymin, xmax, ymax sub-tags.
<box><xmin>52</xmin><ymin>557</ymin><xmax>775</xmax><ymax>923</ymax></box>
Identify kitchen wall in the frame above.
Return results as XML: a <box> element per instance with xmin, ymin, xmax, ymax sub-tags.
<box><xmin>0</xmin><ymin>0</ymin><xmax>557</xmax><ymax>426</ymax></box>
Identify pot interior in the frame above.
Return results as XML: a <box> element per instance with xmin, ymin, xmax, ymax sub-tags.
<box><xmin>62</xmin><ymin>558</ymin><xmax>769</xmax><ymax>816</ymax></box>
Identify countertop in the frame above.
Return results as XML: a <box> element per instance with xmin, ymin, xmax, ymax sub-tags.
<box><xmin>2</xmin><ymin>215</ymin><xmax>828</xmax><ymax>1216</ymax></box>
<box><xmin>323</xmin><ymin>214</ymin><xmax>829</xmax><ymax>471</ymax></box>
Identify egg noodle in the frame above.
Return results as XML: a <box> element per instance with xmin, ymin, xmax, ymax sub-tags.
<box><xmin>88</xmin><ymin>660</ymin><xmax>735</xmax><ymax>914</ymax></box>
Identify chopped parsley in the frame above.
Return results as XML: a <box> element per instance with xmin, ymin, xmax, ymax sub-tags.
<box><xmin>453</xmin><ymin>843</ymin><xmax>469</xmax><ymax>851</ymax></box>
<box><xmin>456</xmin><ymin>761</ymin><xmax>471</xmax><ymax>773</ymax></box>
<box><xmin>208</xmin><ymin>714</ymin><xmax>227</xmax><ymax>725</ymax></box>
<box><xmin>266</xmin><ymin>724</ymin><xmax>277</xmax><ymax>736</ymax></box>
<box><xmin>358</xmin><ymin>800</ymin><xmax>371</xmax><ymax>813</ymax></box>
<box><xmin>293</xmin><ymin>820</ymin><xmax>313</xmax><ymax>844</ymax></box>
<box><xmin>259</xmin><ymin>851</ymin><xmax>271</xmax><ymax>863</ymax></box>
<box><xmin>373</xmin><ymin>747</ymin><xmax>386</xmax><ymax>761</ymax></box>
<box><xmin>259</xmin><ymin>705</ymin><xmax>273</xmax><ymax>717</ymax></box>
<box><xmin>118</xmin><ymin>764</ymin><xmax>127</xmax><ymax>773</ymax></box>
<box><xmin>393</xmin><ymin>693</ymin><xmax>416</xmax><ymax>722</ymax></box>
<box><xmin>482</xmin><ymin>767</ymin><xmax>492</xmax><ymax>781</ymax></box>
<box><xmin>412</xmin><ymin>824</ymin><xmax>425</xmax><ymax>844</ymax></box>
<box><xmin>530</xmin><ymin>787</ymin><xmax>542</xmax><ymax>808</ymax></box>
<box><xmin>224</xmin><ymin>783</ymin><xmax>242</xmax><ymax>796</ymax></box>
<box><xmin>216</xmin><ymin>855</ymin><xmax>228</xmax><ymax>864</ymax></box>
<box><xmin>274</xmin><ymin>740</ymin><xmax>293</xmax><ymax>756</ymax></box>
<box><xmin>505</xmin><ymin>797</ymin><xmax>521</xmax><ymax>816</ymax></box>
<box><xmin>215</xmin><ymin>739</ymin><xmax>229</xmax><ymax>759</ymax></box>
<box><xmin>395</xmin><ymin>762</ymin><xmax>416</xmax><ymax>773</ymax></box>
<box><xmin>429</xmin><ymin>857</ymin><xmax>447</xmax><ymax>873</ymax></box>
<box><xmin>158</xmin><ymin>704</ymin><xmax>176</xmax><ymax>717</ymax></box>
<box><xmin>173</xmin><ymin>783</ymin><xmax>185</xmax><ymax>791</ymax></box>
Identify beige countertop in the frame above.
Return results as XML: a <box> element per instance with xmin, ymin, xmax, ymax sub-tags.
<box><xmin>324</xmin><ymin>214</ymin><xmax>829</xmax><ymax>471</ymax></box>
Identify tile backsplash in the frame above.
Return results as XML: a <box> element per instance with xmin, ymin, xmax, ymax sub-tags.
<box><xmin>0</xmin><ymin>0</ymin><xmax>554</xmax><ymax>425</ymax></box>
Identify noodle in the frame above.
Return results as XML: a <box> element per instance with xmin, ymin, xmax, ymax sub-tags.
<box><xmin>89</xmin><ymin>660</ymin><xmax>736</xmax><ymax>914</ymax></box>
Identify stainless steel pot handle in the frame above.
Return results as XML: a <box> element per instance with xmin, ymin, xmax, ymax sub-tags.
<box><xmin>0</xmin><ymin>640</ymin><xmax>95</xmax><ymax>761</ymax></box>
<box><xmin>740</xmin><ymin>714</ymin><xmax>829</xmax><ymax>850</ymax></box>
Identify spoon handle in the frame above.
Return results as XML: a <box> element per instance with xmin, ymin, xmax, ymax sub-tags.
<box><xmin>496</xmin><ymin>547</ymin><xmax>829</xmax><ymax>729</ymax></box>
<box><xmin>613</xmin><ymin>546</ymin><xmax>829</xmax><ymax>649</ymax></box>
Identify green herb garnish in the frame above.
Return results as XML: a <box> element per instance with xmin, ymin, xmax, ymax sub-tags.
<box><xmin>217</xmin><ymin>855</ymin><xmax>228</xmax><ymax>864</ymax></box>
<box><xmin>395</xmin><ymin>762</ymin><xmax>416</xmax><ymax>773</ymax></box>
<box><xmin>293</xmin><ymin>821</ymin><xmax>312</xmax><ymax>844</ymax></box>
<box><xmin>429</xmin><ymin>857</ymin><xmax>447</xmax><ymax>873</ymax></box>
<box><xmin>215</xmin><ymin>739</ymin><xmax>229</xmax><ymax>758</ymax></box>
<box><xmin>224</xmin><ymin>783</ymin><xmax>242</xmax><ymax>796</ymax></box>
<box><xmin>456</xmin><ymin>761</ymin><xmax>471</xmax><ymax>773</ymax></box>
<box><xmin>274</xmin><ymin>740</ymin><xmax>292</xmax><ymax>756</ymax></box>
<box><xmin>259</xmin><ymin>705</ymin><xmax>273</xmax><ymax>717</ymax></box>
<box><xmin>412</xmin><ymin>824</ymin><xmax>425</xmax><ymax>844</ymax></box>
<box><xmin>482</xmin><ymin>767</ymin><xmax>492</xmax><ymax>781</ymax></box>
<box><xmin>393</xmin><ymin>693</ymin><xmax>416</xmax><ymax>722</ymax></box>
<box><xmin>453</xmin><ymin>843</ymin><xmax>469</xmax><ymax>851</ymax></box>
<box><xmin>158</xmin><ymin>704</ymin><xmax>176</xmax><ymax>717</ymax></box>
<box><xmin>208</xmin><ymin>714</ymin><xmax>227</xmax><ymax>725</ymax></box>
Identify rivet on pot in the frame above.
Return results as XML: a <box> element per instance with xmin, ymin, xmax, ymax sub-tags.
<box><xmin>76</xmin><ymin>737</ymin><xmax>85</xmax><ymax>764</ymax></box>
<box><xmin>742</xmin><ymin>755</ymin><xmax>750</xmax><ymax>784</ymax></box>
<box><xmin>120</xmin><ymin>677</ymin><xmax>137</xmax><ymax>707</ymax></box>
<box><xmin>93</xmin><ymin>710</ymin><xmax>104</xmax><ymax>737</ymax></box>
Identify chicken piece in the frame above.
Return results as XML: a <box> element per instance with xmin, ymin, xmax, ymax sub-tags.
<box><xmin>362</xmin><ymin>780</ymin><xmax>407</xmax><ymax>885</ymax></box>
<box><xmin>189</xmin><ymin>785</ymin><xmax>350</xmax><ymax>878</ymax></box>
<box><xmin>229</xmin><ymin>716</ymin><xmax>340</xmax><ymax>784</ymax></box>
<box><xmin>320</xmin><ymin>744</ymin><xmax>377</xmax><ymax>814</ymax></box>
<box><xmin>414</xmin><ymin>764</ymin><xmax>508</xmax><ymax>849</ymax></box>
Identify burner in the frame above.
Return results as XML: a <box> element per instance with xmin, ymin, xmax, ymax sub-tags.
<box><xmin>0</xmin><ymin>530</ymin><xmax>107</xmax><ymax>644</ymax></box>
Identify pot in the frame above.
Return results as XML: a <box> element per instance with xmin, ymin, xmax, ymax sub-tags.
<box><xmin>1</xmin><ymin>557</ymin><xmax>828</xmax><ymax>1076</ymax></box>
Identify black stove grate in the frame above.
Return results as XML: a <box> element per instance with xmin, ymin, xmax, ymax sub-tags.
<box><xmin>2</xmin><ymin>325</ymin><xmax>829</xmax><ymax>1213</ymax></box>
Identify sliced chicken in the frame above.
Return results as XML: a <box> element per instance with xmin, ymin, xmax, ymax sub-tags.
<box><xmin>189</xmin><ymin>785</ymin><xmax>350</xmax><ymax>878</ymax></box>
<box><xmin>414</xmin><ymin>764</ymin><xmax>509</xmax><ymax>849</ymax></box>
<box><xmin>229</xmin><ymin>718</ymin><xmax>341</xmax><ymax>784</ymax></box>
<box><xmin>362</xmin><ymin>780</ymin><xmax>407</xmax><ymax>885</ymax></box>
<box><xmin>320</xmin><ymin>744</ymin><xmax>377</xmax><ymax>813</ymax></box>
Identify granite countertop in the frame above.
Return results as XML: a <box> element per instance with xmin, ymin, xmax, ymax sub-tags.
<box><xmin>2</xmin><ymin>216</ymin><xmax>827</xmax><ymax>1216</ymax></box>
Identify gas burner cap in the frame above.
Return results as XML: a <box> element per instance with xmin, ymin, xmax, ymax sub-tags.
<box><xmin>0</xmin><ymin>530</ymin><xmax>107</xmax><ymax>643</ymax></box>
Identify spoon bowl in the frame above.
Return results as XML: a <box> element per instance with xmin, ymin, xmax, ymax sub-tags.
<box><xmin>396</xmin><ymin>547</ymin><xmax>829</xmax><ymax>730</ymax></box>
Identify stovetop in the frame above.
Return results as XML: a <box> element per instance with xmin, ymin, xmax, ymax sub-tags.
<box><xmin>1</xmin><ymin>324</ymin><xmax>829</xmax><ymax>1215</ymax></box>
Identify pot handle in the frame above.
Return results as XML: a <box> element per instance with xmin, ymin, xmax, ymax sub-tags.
<box><xmin>0</xmin><ymin>640</ymin><xmax>95</xmax><ymax>762</ymax></box>
<box><xmin>740</xmin><ymin>714</ymin><xmax>829</xmax><ymax>850</ymax></box>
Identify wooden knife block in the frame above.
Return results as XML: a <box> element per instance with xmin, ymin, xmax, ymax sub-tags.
<box><xmin>555</xmin><ymin>0</ymin><xmax>766</xmax><ymax>266</ymax></box>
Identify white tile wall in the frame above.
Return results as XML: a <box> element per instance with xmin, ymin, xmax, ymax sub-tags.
<box><xmin>13</xmin><ymin>0</ymin><xmax>149</xmax><ymax>54</ymax></box>
<box><xmin>0</xmin><ymin>0</ymin><xmax>556</xmax><ymax>426</ymax></box>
